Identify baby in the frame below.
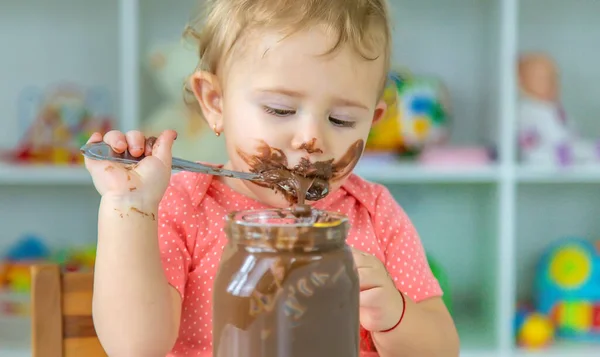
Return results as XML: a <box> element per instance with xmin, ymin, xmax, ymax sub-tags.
<box><xmin>84</xmin><ymin>0</ymin><xmax>459</xmax><ymax>356</ymax></box>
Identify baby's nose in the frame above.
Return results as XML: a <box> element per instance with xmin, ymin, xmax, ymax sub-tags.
<box><xmin>291</xmin><ymin>120</ymin><xmax>326</xmax><ymax>155</ymax></box>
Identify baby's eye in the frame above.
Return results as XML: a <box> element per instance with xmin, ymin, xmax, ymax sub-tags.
<box><xmin>329</xmin><ymin>117</ymin><xmax>356</xmax><ymax>128</ymax></box>
<box><xmin>263</xmin><ymin>106</ymin><xmax>296</xmax><ymax>117</ymax></box>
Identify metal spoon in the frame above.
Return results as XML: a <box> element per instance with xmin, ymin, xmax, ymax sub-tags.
<box><xmin>80</xmin><ymin>141</ymin><xmax>329</xmax><ymax>201</ymax></box>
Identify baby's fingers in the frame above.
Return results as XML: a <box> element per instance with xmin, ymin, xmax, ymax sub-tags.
<box><xmin>83</xmin><ymin>132</ymin><xmax>124</xmax><ymax>186</ymax></box>
<box><xmin>87</xmin><ymin>132</ymin><xmax>103</xmax><ymax>144</ymax></box>
<box><xmin>125</xmin><ymin>130</ymin><xmax>147</xmax><ymax>158</ymax></box>
<box><xmin>103</xmin><ymin>130</ymin><xmax>127</xmax><ymax>153</ymax></box>
<box><xmin>152</xmin><ymin>130</ymin><xmax>178</xmax><ymax>167</ymax></box>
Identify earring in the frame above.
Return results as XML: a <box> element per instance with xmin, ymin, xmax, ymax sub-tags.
<box><xmin>213</xmin><ymin>123</ymin><xmax>221</xmax><ymax>137</ymax></box>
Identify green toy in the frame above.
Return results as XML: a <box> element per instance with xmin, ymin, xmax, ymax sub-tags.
<box><xmin>428</xmin><ymin>254</ymin><xmax>453</xmax><ymax>315</ymax></box>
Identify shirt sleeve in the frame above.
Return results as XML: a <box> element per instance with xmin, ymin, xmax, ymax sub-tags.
<box><xmin>373</xmin><ymin>186</ymin><xmax>443</xmax><ymax>302</ymax></box>
<box><xmin>157</xmin><ymin>180</ymin><xmax>197</xmax><ymax>299</ymax></box>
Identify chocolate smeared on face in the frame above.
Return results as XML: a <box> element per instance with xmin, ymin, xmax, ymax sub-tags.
<box><xmin>237</xmin><ymin>139</ymin><xmax>364</xmax><ymax>208</ymax></box>
<box><xmin>298</xmin><ymin>138</ymin><xmax>323</xmax><ymax>154</ymax></box>
<box><xmin>330</xmin><ymin>139</ymin><xmax>364</xmax><ymax>180</ymax></box>
<box><xmin>237</xmin><ymin>142</ymin><xmax>299</xmax><ymax>202</ymax></box>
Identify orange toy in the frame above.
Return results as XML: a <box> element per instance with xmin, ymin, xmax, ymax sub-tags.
<box><xmin>1</xmin><ymin>262</ymin><xmax>34</xmax><ymax>293</ymax></box>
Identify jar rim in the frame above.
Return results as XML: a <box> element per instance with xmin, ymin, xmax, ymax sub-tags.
<box><xmin>224</xmin><ymin>208</ymin><xmax>350</xmax><ymax>252</ymax></box>
<box><xmin>225</xmin><ymin>208</ymin><xmax>349</xmax><ymax>228</ymax></box>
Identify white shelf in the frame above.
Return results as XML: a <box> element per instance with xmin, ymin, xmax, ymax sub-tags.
<box><xmin>0</xmin><ymin>314</ymin><xmax>30</xmax><ymax>357</ymax></box>
<box><xmin>0</xmin><ymin>349</ymin><xmax>30</xmax><ymax>357</ymax></box>
<box><xmin>517</xmin><ymin>165</ymin><xmax>600</xmax><ymax>183</ymax></box>
<box><xmin>5</xmin><ymin>162</ymin><xmax>600</xmax><ymax>186</ymax></box>
<box><xmin>461</xmin><ymin>351</ymin><xmax>498</xmax><ymax>357</ymax></box>
<box><xmin>514</xmin><ymin>344</ymin><xmax>600</xmax><ymax>357</ymax></box>
<box><xmin>0</xmin><ymin>164</ymin><xmax>91</xmax><ymax>185</ymax></box>
<box><xmin>355</xmin><ymin>160</ymin><xmax>500</xmax><ymax>183</ymax></box>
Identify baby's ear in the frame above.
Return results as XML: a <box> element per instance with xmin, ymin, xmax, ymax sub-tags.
<box><xmin>372</xmin><ymin>99</ymin><xmax>387</xmax><ymax>125</ymax></box>
<box><xmin>189</xmin><ymin>71</ymin><xmax>224</xmax><ymax>131</ymax></box>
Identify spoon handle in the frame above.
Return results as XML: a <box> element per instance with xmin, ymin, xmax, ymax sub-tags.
<box><xmin>80</xmin><ymin>142</ymin><xmax>261</xmax><ymax>181</ymax></box>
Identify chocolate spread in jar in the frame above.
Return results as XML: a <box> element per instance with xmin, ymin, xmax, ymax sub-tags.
<box><xmin>213</xmin><ymin>208</ymin><xmax>360</xmax><ymax>357</ymax></box>
<box><xmin>237</xmin><ymin>139</ymin><xmax>364</xmax><ymax>205</ymax></box>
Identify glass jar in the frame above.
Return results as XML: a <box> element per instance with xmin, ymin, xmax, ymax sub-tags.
<box><xmin>213</xmin><ymin>208</ymin><xmax>360</xmax><ymax>357</ymax></box>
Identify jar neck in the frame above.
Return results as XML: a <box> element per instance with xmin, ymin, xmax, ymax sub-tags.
<box><xmin>224</xmin><ymin>208</ymin><xmax>349</xmax><ymax>253</ymax></box>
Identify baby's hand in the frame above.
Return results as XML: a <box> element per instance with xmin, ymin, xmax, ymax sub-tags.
<box><xmin>84</xmin><ymin>129</ymin><xmax>177</xmax><ymax>205</ymax></box>
<box><xmin>352</xmin><ymin>248</ymin><xmax>405</xmax><ymax>333</ymax></box>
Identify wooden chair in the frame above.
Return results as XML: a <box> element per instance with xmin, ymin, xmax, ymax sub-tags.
<box><xmin>30</xmin><ymin>264</ymin><xmax>107</xmax><ymax>357</ymax></box>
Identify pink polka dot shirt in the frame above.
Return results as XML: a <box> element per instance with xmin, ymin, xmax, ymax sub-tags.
<box><xmin>158</xmin><ymin>172</ymin><xmax>442</xmax><ymax>356</ymax></box>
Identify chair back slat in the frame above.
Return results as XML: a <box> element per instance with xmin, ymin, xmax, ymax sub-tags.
<box><xmin>31</xmin><ymin>264</ymin><xmax>107</xmax><ymax>357</ymax></box>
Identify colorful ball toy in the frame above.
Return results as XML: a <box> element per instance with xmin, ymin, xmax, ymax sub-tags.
<box><xmin>365</xmin><ymin>70</ymin><xmax>451</xmax><ymax>156</ymax></box>
<box><xmin>535</xmin><ymin>237</ymin><xmax>600</xmax><ymax>341</ymax></box>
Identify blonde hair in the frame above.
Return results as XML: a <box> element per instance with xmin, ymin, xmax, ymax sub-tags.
<box><xmin>182</xmin><ymin>0</ymin><xmax>392</xmax><ymax>108</ymax></box>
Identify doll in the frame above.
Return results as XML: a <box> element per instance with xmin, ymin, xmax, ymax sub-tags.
<box><xmin>517</xmin><ymin>52</ymin><xmax>600</xmax><ymax>166</ymax></box>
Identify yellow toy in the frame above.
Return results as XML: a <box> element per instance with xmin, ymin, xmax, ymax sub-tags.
<box><xmin>517</xmin><ymin>312</ymin><xmax>555</xmax><ymax>349</ymax></box>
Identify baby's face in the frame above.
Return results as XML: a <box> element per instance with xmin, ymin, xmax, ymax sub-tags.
<box><xmin>216</xmin><ymin>26</ymin><xmax>386</xmax><ymax>207</ymax></box>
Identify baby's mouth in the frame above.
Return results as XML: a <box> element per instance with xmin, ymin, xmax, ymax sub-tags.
<box><xmin>236</xmin><ymin>139</ymin><xmax>364</xmax><ymax>203</ymax></box>
<box><xmin>289</xmin><ymin>159</ymin><xmax>333</xmax><ymax>201</ymax></box>
<box><xmin>291</xmin><ymin>157</ymin><xmax>334</xmax><ymax>181</ymax></box>
<box><xmin>259</xmin><ymin>163</ymin><xmax>331</xmax><ymax>202</ymax></box>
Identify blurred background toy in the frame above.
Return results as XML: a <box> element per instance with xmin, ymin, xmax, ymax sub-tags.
<box><xmin>141</xmin><ymin>40</ymin><xmax>229</xmax><ymax>163</ymax></box>
<box><xmin>0</xmin><ymin>235</ymin><xmax>52</xmax><ymax>317</ymax></box>
<box><xmin>0</xmin><ymin>234</ymin><xmax>97</xmax><ymax>317</ymax></box>
<box><xmin>517</xmin><ymin>52</ymin><xmax>600</xmax><ymax>167</ymax></box>
<box><xmin>0</xmin><ymin>235</ymin><xmax>51</xmax><ymax>293</ymax></box>
<box><xmin>1</xmin><ymin>84</ymin><xmax>113</xmax><ymax>166</ymax></box>
<box><xmin>1</xmin><ymin>235</ymin><xmax>97</xmax><ymax>292</ymax></box>
<box><xmin>417</xmin><ymin>146</ymin><xmax>493</xmax><ymax>167</ymax></box>
<box><xmin>514</xmin><ymin>304</ymin><xmax>555</xmax><ymax>349</ymax></box>
<box><xmin>53</xmin><ymin>245</ymin><xmax>96</xmax><ymax>273</ymax></box>
<box><xmin>365</xmin><ymin>70</ymin><xmax>451</xmax><ymax>157</ymax></box>
<box><xmin>534</xmin><ymin>237</ymin><xmax>600</xmax><ymax>341</ymax></box>
<box><xmin>427</xmin><ymin>254</ymin><xmax>453</xmax><ymax>315</ymax></box>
